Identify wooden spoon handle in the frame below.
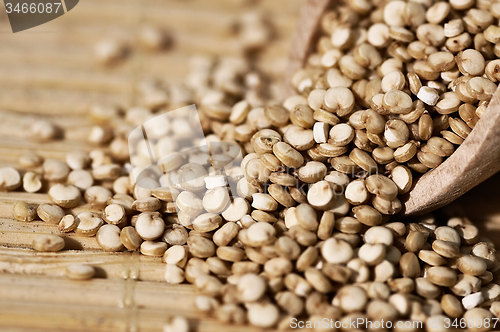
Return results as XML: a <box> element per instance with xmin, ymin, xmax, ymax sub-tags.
<box><xmin>401</xmin><ymin>87</ymin><xmax>500</xmax><ymax>216</ymax></box>
<box><xmin>282</xmin><ymin>0</ymin><xmax>330</xmax><ymax>99</ymax></box>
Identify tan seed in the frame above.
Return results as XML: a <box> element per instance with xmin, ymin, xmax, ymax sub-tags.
<box><xmin>32</xmin><ymin>234</ymin><xmax>65</xmax><ymax>252</ymax></box>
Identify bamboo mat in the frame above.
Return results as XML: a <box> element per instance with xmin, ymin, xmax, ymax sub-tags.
<box><xmin>1</xmin><ymin>0</ymin><xmax>500</xmax><ymax>331</ymax></box>
<box><xmin>0</xmin><ymin>0</ymin><xmax>302</xmax><ymax>331</ymax></box>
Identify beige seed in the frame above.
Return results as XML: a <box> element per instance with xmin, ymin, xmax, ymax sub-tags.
<box><xmin>229</xmin><ymin>100</ymin><xmax>251</xmax><ymax>124</ymax></box>
<box><xmin>202</xmin><ymin>187</ymin><xmax>230</xmax><ymax>214</ymax></box>
<box><xmin>32</xmin><ymin>234</ymin><xmax>65</xmax><ymax>252</ymax></box>
<box><xmin>317</xmin><ymin>211</ymin><xmax>335</xmax><ymax>241</ymax></box>
<box><xmin>463</xmin><ymin>308</ymin><xmax>493</xmax><ymax>331</ymax></box>
<box><xmin>366</xmin><ymin>175</ymin><xmax>398</xmax><ymax>201</ymax></box>
<box><xmin>456</xmin><ymin>49</ymin><xmax>485</xmax><ymax>76</ymax></box>
<box><xmin>213</xmin><ymin>222</ymin><xmax>239</xmax><ymax>247</ymax></box>
<box><xmin>322</xmin><ymin>238</ymin><xmax>353</xmax><ymax>264</ymax></box>
<box><xmin>236</xmin><ymin>274</ymin><xmax>266</xmax><ymax>303</ymax></box>
<box><xmin>456</xmin><ymin>224</ymin><xmax>480</xmax><ymax>245</ymax></box>
<box><xmin>444</xmin><ymin>19</ymin><xmax>464</xmax><ymax>37</ymax></box>
<box><xmin>247</xmin><ymin>222</ymin><xmax>276</xmax><ymax>246</ymax></box>
<box><xmin>372</xmin><ymin>196</ymin><xmax>402</xmax><ymax>215</ymax></box>
<box><xmin>0</xmin><ymin>167</ymin><xmax>21</xmax><ymax>191</ymax></box>
<box><xmin>400</xmin><ymin>252</ymin><xmax>421</xmax><ymax>278</ymax></box>
<box><xmin>176</xmin><ymin>191</ymin><xmax>204</xmax><ymax>218</ymax></box>
<box><xmin>352</xmin><ymin>205</ymin><xmax>382</xmax><ymax>226</ymax></box>
<box><xmin>307</xmin><ymin>181</ymin><xmax>335</xmax><ymax>210</ymax></box>
<box><xmin>65</xmin><ymin>151</ymin><xmax>90</xmax><ymax>170</ymax></box>
<box><xmin>273</xmin><ymin>142</ymin><xmax>304</xmax><ymax>168</ymax></box>
<box><xmin>163</xmin><ymin>245</ymin><xmax>188</xmax><ymax>267</ymax></box>
<box><xmin>162</xmin><ymin>316</ymin><xmax>189</xmax><ymax>332</ymax></box>
<box><xmin>135</xmin><ymin>212</ymin><xmax>165</xmax><ymax>241</ymax></box>
<box><xmin>466</xmin><ymin>77</ymin><xmax>497</xmax><ymax>101</ymax></box>
<box><xmin>382</xmin><ymin>90</ymin><xmax>412</xmax><ymax>115</ymax></box>
<box><xmin>435</xmin><ymin>226</ymin><xmax>461</xmax><ymax>245</ymax></box>
<box><xmin>440</xmin><ymin>294</ymin><xmax>463</xmax><ymax>319</ymax></box>
<box><xmin>405</xmin><ymin>231</ymin><xmax>426</xmax><ymax>252</ymax></box>
<box><xmin>67</xmin><ymin>170</ymin><xmax>93</xmax><ymax>191</ymax></box>
<box><xmin>264</xmin><ymin>105</ymin><xmax>289</xmax><ymax>127</ymax></box>
<box><xmin>419</xmin><ymin>250</ymin><xmax>447</xmax><ymax>266</ymax></box>
<box><xmin>384</xmin><ymin>119</ymin><xmax>409</xmax><ymax>148</ymax></box>
<box><xmin>216</xmin><ymin>246</ymin><xmax>244</xmax><ymax>262</ymax></box>
<box><xmin>441</xmin><ymin>130</ymin><xmax>464</xmax><ymax>145</ymax></box>
<box><xmin>329</xmin><ymin>123</ymin><xmax>355</xmax><ymax>146</ymax></box>
<box><xmin>294</xmin><ymin>204</ymin><xmax>318</xmax><ymax>231</ymax></box>
<box><xmin>432</xmin><ymin>240</ymin><xmax>461</xmax><ymax>258</ymax></box>
<box><xmin>264</xmin><ymin>257</ymin><xmax>293</xmax><ymax>277</ymax></box>
<box><xmin>247</xmin><ymin>302</ymin><xmax>279</xmax><ymax>328</ymax></box>
<box><xmin>19</xmin><ymin>152</ymin><xmax>43</xmax><ymax>169</ymax></box>
<box><xmin>103</xmin><ymin>204</ymin><xmax>126</xmax><ymax>225</ymax></box>
<box><xmin>349</xmin><ymin>148</ymin><xmax>377</xmax><ymax>172</ymax></box>
<box><xmin>43</xmin><ymin>159</ymin><xmax>69</xmax><ymax>183</ymax></box>
<box><xmin>337</xmin><ymin>286</ymin><xmax>367</xmax><ymax>313</ymax></box>
<box><xmin>372</xmin><ymin>147</ymin><xmax>394</xmax><ymax>164</ymax></box>
<box><xmin>140</xmin><ymin>241</ymin><xmax>167</xmax><ymax>257</ymax></box>
<box><xmin>221</xmin><ymin>198</ymin><xmax>249</xmax><ymax>222</ymax></box>
<box><xmin>164</xmin><ymin>264</ymin><xmax>185</xmax><ymax>284</ymax></box>
<box><xmin>359</xmin><ymin>243</ymin><xmax>386</xmax><ymax>266</ymax></box>
<box><xmin>471</xmin><ymin>242</ymin><xmax>496</xmax><ymax>269</ymax></box>
<box><xmin>133</xmin><ymin>192</ymin><xmax>160</xmax><ymax>213</ymax></box>
<box><xmin>334</xmin><ymin>216</ymin><xmax>362</xmax><ymax>234</ymax></box>
<box><xmin>13</xmin><ymin>201</ymin><xmax>36</xmax><ymax>222</ymax></box>
<box><xmin>58</xmin><ymin>215</ymin><xmax>77</xmax><ymax>233</ymax></box>
<box><xmin>297</xmin><ymin>161</ymin><xmax>327</xmax><ymax>184</ymax></box>
<box><xmin>96</xmin><ymin>224</ymin><xmax>124</xmax><ymax>252</ymax></box>
<box><xmin>151</xmin><ymin>187</ymin><xmax>179</xmax><ymax>202</ymax></box>
<box><xmin>268</xmin><ymin>184</ymin><xmax>296</xmax><ymax>208</ymax></box>
<box><xmin>283</xmin><ymin>126</ymin><xmax>314</xmax><ymax>151</ymax></box>
<box><xmin>418</xmin><ymin>111</ymin><xmax>434</xmax><ymax>141</ymax></box>
<box><xmin>85</xmin><ymin>186</ymin><xmax>112</xmax><ymax>207</ymax></box>
<box><xmin>452</xmin><ymin>274</ymin><xmax>482</xmax><ymax>297</ymax></box>
<box><xmin>37</xmin><ymin>204</ymin><xmax>65</xmax><ymax>224</ymax></box>
<box><xmin>449</xmin><ymin>117</ymin><xmax>471</xmax><ymax>140</ymax></box>
<box><xmin>252</xmin><ymin>193</ymin><xmax>278</xmax><ymax>212</ymax></box>
<box><xmin>92</xmin><ymin>164</ymin><xmax>121</xmax><ymax>181</ymax></box>
<box><xmin>22</xmin><ymin>172</ymin><xmax>42</xmax><ymax>193</ymax></box>
<box><xmin>415</xmin><ymin>277</ymin><xmax>441</xmax><ymax>299</ymax></box>
<box><xmin>426</xmin><ymin>137</ymin><xmax>454</xmax><ymax>157</ymax></box>
<box><xmin>322</xmin><ymin>87</ymin><xmax>354</xmax><ymax>117</ymax></box>
<box><xmin>75</xmin><ymin>212</ymin><xmax>104</xmax><ymax>236</ymax></box>
<box><xmin>364</xmin><ymin>226</ymin><xmax>394</xmax><ymax>246</ymax></box>
<box><xmin>390</xmin><ymin>165</ymin><xmax>412</xmax><ymax>195</ymax></box>
<box><xmin>417</xmin><ymin>150</ymin><xmax>443</xmax><ymax>169</ymax></box>
<box><xmin>427</xmin><ymin>266</ymin><xmax>457</xmax><ymax>287</ymax></box>
<box><xmin>120</xmin><ymin>226</ymin><xmax>142</xmax><ymax>251</ymax></box>
<box><xmin>161</xmin><ymin>223</ymin><xmax>187</xmax><ymax>245</ymax></box>
<box><xmin>457</xmin><ymin>255</ymin><xmax>488</xmax><ymax>276</ymax></box>
<box><xmin>344</xmin><ymin>180</ymin><xmax>368</xmax><ymax>205</ymax></box>
<box><xmin>47</xmin><ymin>184</ymin><xmax>81</xmax><ymax>208</ymax></box>
<box><xmin>65</xmin><ymin>264</ymin><xmax>95</xmax><ymax>280</ymax></box>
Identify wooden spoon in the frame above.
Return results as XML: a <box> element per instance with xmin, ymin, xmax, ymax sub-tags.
<box><xmin>285</xmin><ymin>0</ymin><xmax>500</xmax><ymax>217</ymax></box>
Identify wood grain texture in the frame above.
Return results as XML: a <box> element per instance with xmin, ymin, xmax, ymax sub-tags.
<box><xmin>282</xmin><ymin>0</ymin><xmax>330</xmax><ymax>99</ymax></box>
<box><xmin>402</xmin><ymin>87</ymin><xmax>500</xmax><ymax>216</ymax></box>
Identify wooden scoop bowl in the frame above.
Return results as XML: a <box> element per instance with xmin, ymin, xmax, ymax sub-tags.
<box><xmin>285</xmin><ymin>0</ymin><xmax>500</xmax><ymax>217</ymax></box>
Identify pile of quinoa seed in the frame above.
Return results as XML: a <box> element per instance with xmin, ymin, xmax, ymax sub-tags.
<box><xmin>5</xmin><ymin>1</ymin><xmax>500</xmax><ymax>331</ymax></box>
